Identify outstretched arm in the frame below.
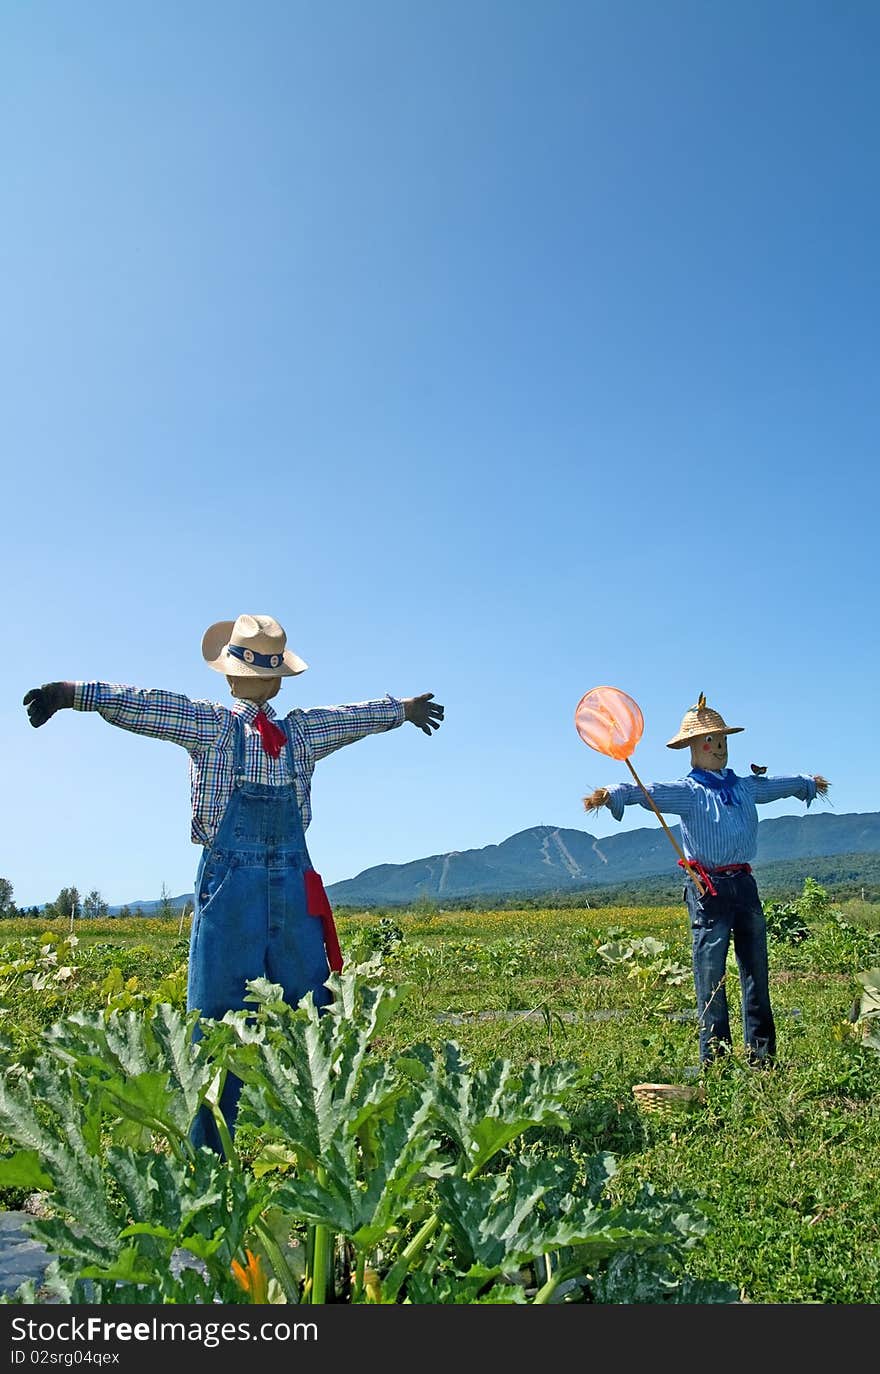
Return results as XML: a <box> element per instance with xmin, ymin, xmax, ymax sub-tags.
<box><xmin>583</xmin><ymin>778</ymin><xmax>695</xmax><ymax>822</ymax></box>
<box><xmin>403</xmin><ymin>693</ymin><xmax>444</xmax><ymax>736</ymax></box>
<box><xmin>25</xmin><ymin>681</ymin><xmax>222</xmax><ymax>749</ymax></box>
<box><xmin>751</xmin><ymin>773</ymin><xmax>828</xmax><ymax>806</ymax></box>
<box><xmin>298</xmin><ymin>693</ymin><xmax>442</xmax><ymax>762</ymax></box>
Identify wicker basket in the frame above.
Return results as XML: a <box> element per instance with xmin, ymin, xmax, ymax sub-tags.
<box><xmin>632</xmin><ymin>1082</ymin><xmax>706</xmax><ymax>1115</ymax></box>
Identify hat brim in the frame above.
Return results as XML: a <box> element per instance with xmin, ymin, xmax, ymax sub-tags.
<box><xmin>201</xmin><ymin>620</ymin><xmax>308</xmax><ymax>678</ymax></box>
<box><xmin>667</xmin><ymin>725</ymin><xmax>744</xmax><ymax>749</ymax></box>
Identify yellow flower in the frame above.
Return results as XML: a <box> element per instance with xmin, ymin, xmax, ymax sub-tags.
<box><xmin>231</xmin><ymin>1248</ymin><xmax>270</xmax><ymax>1303</ymax></box>
<box><xmin>364</xmin><ymin>1267</ymin><xmax>382</xmax><ymax>1304</ymax></box>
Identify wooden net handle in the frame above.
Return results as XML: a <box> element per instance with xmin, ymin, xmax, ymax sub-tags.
<box><xmin>623</xmin><ymin>757</ymin><xmax>707</xmax><ymax>897</ymax></box>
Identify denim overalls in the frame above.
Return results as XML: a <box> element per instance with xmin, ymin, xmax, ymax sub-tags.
<box><xmin>187</xmin><ymin>715</ymin><xmax>334</xmax><ymax>1153</ymax></box>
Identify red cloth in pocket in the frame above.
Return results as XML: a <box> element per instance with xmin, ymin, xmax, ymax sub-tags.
<box><xmin>304</xmin><ymin>868</ymin><xmax>344</xmax><ymax>973</ymax></box>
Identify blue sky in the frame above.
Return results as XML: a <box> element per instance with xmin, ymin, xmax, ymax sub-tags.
<box><xmin>3</xmin><ymin>1</ymin><xmax>878</xmax><ymax>909</ymax></box>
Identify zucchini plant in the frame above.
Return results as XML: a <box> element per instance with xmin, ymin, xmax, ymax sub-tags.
<box><xmin>0</xmin><ymin>964</ymin><xmax>737</xmax><ymax>1304</ymax></box>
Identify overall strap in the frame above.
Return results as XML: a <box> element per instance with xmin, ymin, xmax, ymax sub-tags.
<box><xmin>281</xmin><ymin>716</ymin><xmax>310</xmax><ymax>852</ymax></box>
<box><xmin>232</xmin><ymin>711</ymin><xmax>246</xmax><ymax>779</ymax></box>
<box><xmin>280</xmin><ymin>714</ymin><xmax>342</xmax><ymax>971</ymax></box>
<box><xmin>283</xmin><ymin>715</ymin><xmax>297</xmax><ymax>780</ymax></box>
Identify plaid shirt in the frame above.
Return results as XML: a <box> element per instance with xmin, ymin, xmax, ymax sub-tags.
<box><xmin>73</xmin><ymin>683</ymin><xmax>405</xmax><ymax>847</ymax></box>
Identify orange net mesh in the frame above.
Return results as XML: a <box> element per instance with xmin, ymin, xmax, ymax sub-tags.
<box><xmin>574</xmin><ymin>685</ymin><xmax>644</xmax><ymax>760</ymax></box>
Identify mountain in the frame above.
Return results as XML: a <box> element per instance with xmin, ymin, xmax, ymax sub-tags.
<box><xmin>107</xmin><ymin>893</ymin><xmax>194</xmax><ymax>916</ymax></box>
<box><xmin>324</xmin><ymin>811</ymin><xmax>880</xmax><ymax>906</ymax></box>
<box><xmin>106</xmin><ymin>811</ymin><xmax>880</xmax><ymax>913</ymax></box>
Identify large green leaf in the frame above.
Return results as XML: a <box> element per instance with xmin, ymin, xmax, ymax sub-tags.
<box><xmin>856</xmin><ymin>968</ymin><xmax>880</xmax><ymax>1024</ymax></box>
<box><xmin>234</xmin><ymin>976</ymin><xmax>413</xmax><ymax>1168</ymax></box>
<box><xmin>272</xmin><ymin>1090</ymin><xmax>437</xmax><ymax>1245</ymax></box>
<box><xmin>436</xmin><ymin>1160</ymin><xmax>684</xmax><ymax>1280</ymax></box>
<box><xmin>590</xmin><ymin>1250</ymin><xmax>739</xmax><ymax>1303</ymax></box>
<box><xmin>78</xmin><ymin>1247</ymin><xmax>156</xmax><ymax>1286</ymax></box>
<box><xmin>0</xmin><ymin>1148</ymin><xmax>53</xmax><ymax>1190</ymax></box>
<box><xmin>407</xmin><ymin>1042</ymin><xmax>579</xmax><ymax>1173</ymax></box>
<box><xmin>0</xmin><ymin>1057</ymin><xmax>119</xmax><ymax>1256</ymax></box>
<box><xmin>44</xmin><ymin>1004</ymin><xmax>215</xmax><ymax>1141</ymax></box>
<box><xmin>146</xmin><ymin>1003</ymin><xmax>212</xmax><ymax>1120</ymax></box>
<box><xmin>45</xmin><ymin>1008</ymin><xmax>153</xmax><ymax>1077</ymax></box>
<box><xmin>405</xmin><ymin>1270</ymin><xmax>528</xmax><ymax>1304</ymax></box>
<box><xmin>98</xmin><ymin>1070</ymin><xmax>191</xmax><ymax>1139</ymax></box>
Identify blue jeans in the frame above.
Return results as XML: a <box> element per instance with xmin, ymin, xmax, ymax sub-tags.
<box><xmin>684</xmin><ymin>872</ymin><xmax>776</xmax><ymax>1066</ymax></box>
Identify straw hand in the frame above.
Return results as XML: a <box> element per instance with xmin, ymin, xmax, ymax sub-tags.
<box><xmin>583</xmin><ymin>786</ymin><xmax>611</xmax><ymax>814</ymax></box>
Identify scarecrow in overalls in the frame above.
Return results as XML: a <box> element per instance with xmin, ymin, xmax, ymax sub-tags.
<box><xmin>583</xmin><ymin>694</ymin><xmax>828</xmax><ymax>1067</ymax></box>
<box><xmin>23</xmin><ymin>614</ymin><xmax>444</xmax><ymax>1152</ymax></box>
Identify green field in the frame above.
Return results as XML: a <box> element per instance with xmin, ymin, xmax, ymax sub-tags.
<box><xmin>1</xmin><ymin>890</ymin><xmax>879</xmax><ymax>1304</ymax></box>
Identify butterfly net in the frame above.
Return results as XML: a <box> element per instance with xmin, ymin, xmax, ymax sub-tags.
<box><xmin>574</xmin><ymin>686</ymin><xmax>644</xmax><ymax>760</ymax></box>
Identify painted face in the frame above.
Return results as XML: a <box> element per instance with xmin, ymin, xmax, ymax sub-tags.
<box><xmin>690</xmin><ymin>732</ymin><xmax>728</xmax><ymax>771</ymax></box>
<box><xmin>226</xmin><ymin>675</ymin><xmax>282</xmax><ymax>704</ymax></box>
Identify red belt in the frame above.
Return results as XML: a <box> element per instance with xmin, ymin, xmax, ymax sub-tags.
<box><xmin>304</xmin><ymin>868</ymin><xmax>344</xmax><ymax>973</ymax></box>
<box><xmin>678</xmin><ymin>858</ymin><xmax>752</xmax><ymax>898</ymax></box>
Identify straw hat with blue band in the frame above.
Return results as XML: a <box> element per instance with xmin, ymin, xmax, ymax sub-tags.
<box><xmin>202</xmin><ymin>614</ymin><xmax>309</xmax><ymax>678</ymax></box>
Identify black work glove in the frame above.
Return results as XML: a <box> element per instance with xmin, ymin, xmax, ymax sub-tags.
<box><xmin>23</xmin><ymin>682</ymin><xmax>75</xmax><ymax>728</ymax></box>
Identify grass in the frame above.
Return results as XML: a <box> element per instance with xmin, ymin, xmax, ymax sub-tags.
<box><xmin>2</xmin><ymin>894</ymin><xmax>879</xmax><ymax>1303</ymax></box>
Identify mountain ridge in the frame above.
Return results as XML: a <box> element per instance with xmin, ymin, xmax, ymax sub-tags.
<box><xmin>106</xmin><ymin>810</ymin><xmax>880</xmax><ymax>912</ymax></box>
<box><xmin>324</xmin><ymin>810</ymin><xmax>880</xmax><ymax>904</ymax></box>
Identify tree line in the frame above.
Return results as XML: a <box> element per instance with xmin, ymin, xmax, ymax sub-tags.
<box><xmin>0</xmin><ymin>878</ymin><xmax>192</xmax><ymax>922</ymax></box>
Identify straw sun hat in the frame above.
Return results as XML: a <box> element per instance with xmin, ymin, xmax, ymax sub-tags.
<box><xmin>666</xmin><ymin>693</ymin><xmax>743</xmax><ymax>750</ymax></box>
<box><xmin>201</xmin><ymin>614</ymin><xmax>308</xmax><ymax>678</ymax></box>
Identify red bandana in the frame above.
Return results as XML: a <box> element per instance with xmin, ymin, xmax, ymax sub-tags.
<box><xmin>252</xmin><ymin>709</ymin><xmax>286</xmax><ymax>759</ymax></box>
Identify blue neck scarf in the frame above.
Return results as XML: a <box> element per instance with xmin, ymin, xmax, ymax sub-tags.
<box><xmin>689</xmin><ymin>767</ymin><xmax>740</xmax><ymax>805</ymax></box>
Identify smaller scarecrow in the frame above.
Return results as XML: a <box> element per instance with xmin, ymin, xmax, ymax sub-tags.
<box><xmin>583</xmin><ymin>693</ymin><xmax>829</xmax><ymax>1068</ymax></box>
<box><xmin>23</xmin><ymin>614</ymin><xmax>444</xmax><ymax>1153</ymax></box>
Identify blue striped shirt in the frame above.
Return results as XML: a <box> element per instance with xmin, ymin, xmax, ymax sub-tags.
<box><xmin>606</xmin><ymin>770</ymin><xmax>818</xmax><ymax>867</ymax></box>
<box><xmin>73</xmin><ymin>683</ymin><xmax>405</xmax><ymax>847</ymax></box>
